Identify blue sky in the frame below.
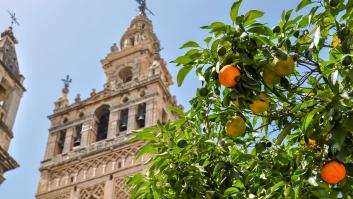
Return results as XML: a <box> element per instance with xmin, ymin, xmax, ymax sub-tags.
<box><xmin>0</xmin><ymin>0</ymin><xmax>300</xmax><ymax>198</ymax></box>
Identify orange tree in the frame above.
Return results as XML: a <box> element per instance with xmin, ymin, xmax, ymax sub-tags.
<box><xmin>128</xmin><ymin>0</ymin><xmax>353</xmax><ymax>198</ymax></box>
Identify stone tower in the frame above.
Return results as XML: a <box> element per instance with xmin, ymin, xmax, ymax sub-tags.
<box><xmin>36</xmin><ymin>10</ymin><xmax>181</xmax><ymax>199</ymax></box>
<box><xmin>0</xmin><ymin>27</ymin><xmax>25</xmax><ymax>184</ymax></box>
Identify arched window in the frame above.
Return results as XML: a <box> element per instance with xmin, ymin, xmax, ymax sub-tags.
<box><xmin>94</xmin><ymin>105</ymin><xmax>110</xmax><ymax>142</ymax></box>
<box><xmin>119</xmin><ymin>67</ymin><xmax>133</xmax><ymax>83</ymax></box>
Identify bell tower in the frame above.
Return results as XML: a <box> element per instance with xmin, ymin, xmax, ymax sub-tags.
<box><xmin>36</xmin><ymin>4</ymin><xmax>181</xmax><ymax>199</ymax></box>
<box><xmin>0</xmin><ymin>27</ymin><xmax>25</xmax><ymax>184</ymax></box>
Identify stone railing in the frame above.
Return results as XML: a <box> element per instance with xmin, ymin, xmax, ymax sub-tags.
<box><xmin>40</xmin><ymin>133</ymin><xmax>135</xmax><ymax>169</ymax></box>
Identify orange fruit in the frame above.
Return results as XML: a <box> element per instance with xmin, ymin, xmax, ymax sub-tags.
<box><xmin>219</xmin><ymin>65</ymin><xmax>241</xmax><ymax>87</ymax></box>
<box><xmin>307</xmin><ymin>139</ymin><xmax>316</xmax><ymax>149</ymax></box>
<box><xmin>320</xmin><ymin>160</ymin><xmax>346</xmax><ymax>185</ymax></box>
<box><xmin>263</xmin><ymin>68</ymin><xmax>281</xmax><ymax>87</ymax></box>
<box><xmin>249</xmin><ymin>93</ymin><xmax>269</xmax><ymax>114</ymax></box>
<box><xmin>225</xmin><ymin>116</ymin><xmax>246</xmax><ymax>138</ymax></box>
<box><xmin>273</xmin><ymin>56</ymin><xmax>295</xmax><ymax>77</ymax></box>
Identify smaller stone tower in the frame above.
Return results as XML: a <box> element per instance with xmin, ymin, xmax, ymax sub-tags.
<box><xmin>0</xmin><ymin>27</ymin><xmax>26</xmax><ymax>184</ymax></box>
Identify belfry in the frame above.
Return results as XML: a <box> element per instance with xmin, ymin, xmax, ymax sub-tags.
<box><xmin>36</xmin><ymin>2</ymin><xmax>181</xmax><ymax>199</ymax></box>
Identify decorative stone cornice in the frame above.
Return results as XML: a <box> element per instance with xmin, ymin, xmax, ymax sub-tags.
<box><xmin>1</xmin><ymin>28</ymin><xmax>18</xmax><ymax>44</ymax></box>
<box><xmin>0</xmin><ymin>120</ymin><xmax>13</xmax><ymax>138</ymax></box>
<box><xmin>48</xmin><ymin>75</ymin><xmax>168</xmax><ymax>119</ymax></box>
<box><xmin>0</xmin><ymin>145</ymin><xmax>19</xmax><ymax>172</ymax></box>
<box><xmin>0</xmin><ymin>59</ymin><xmax>25</xmax><ymax>91</ymax></box>
<box><xmin>40</xmin><ymin>135</ymin><xmax>140</xmax><ymax>170</ymax></box>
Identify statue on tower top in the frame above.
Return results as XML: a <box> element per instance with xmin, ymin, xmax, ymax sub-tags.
<box><xmin>136</xmin><ymin>0</ymin><xmax>154</xmax><ymax>16</ymax></box>
<box><xmin>61</xmin><ymin>75</ymin><xmax>72</xmax><ymax>95</ymax></box>
<box><xmin>7</xmin><ymin>11</ymin><xmax>20</xmax><ymax>30</ymax></box>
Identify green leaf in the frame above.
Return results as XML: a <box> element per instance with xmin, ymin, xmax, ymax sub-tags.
<box><xmin>230</xmin><ymin>1</ymin><xmax>242</xmax><ymax>22</ymax></box>
<box><xmin>291</xmin><ymin>99</ymin><xmax>317</xmax><ymax>113</ymax></box>
<box><xmin>332</xmin><ymin>124</ymin><xmax>347</xmax><ymax>150</ymax></box>
<box><xmin>136</xmin><ymin>144</ymin><xmax>158</xmax><ymax>159</ymax></box>
<box><xmin>244</xmin><ymin>10</ymin><xmax>264</xmax><ymax>26</ymax></box>
<box><xmin>177</xmin><ymin>65</ymin><xmax>193</xmax><ymax>86</ymax></box>
<box><xmin>224</xmin><ymin>187</ymin><xmax>239</xmax><ymax>196</ymax></box>
<box><xmin>247</xmin><ymin>25</ymin><xmax>272</xmax><ymax>36</ymax></box>
<box><xmin>276</xmin><ymin>123</ymin><xmax>295</xmax><ymax>145</ymax></box>
<box><xmin>180</xmin><ymin>41</ymin><xmax>200</xmax><ymax>49</ymax></box>
<box><xmin>204</xmin><ymin>36</ymin><xmax>212</xmax><ymax>45</ymax></box>
<box><xmin>296</xmin><ymin>0</ymin><xmax>312</xmax><ymax>11</ymax></box>
<box><xmin>129</xmin><ymin>131</ymin><xmax>158</xmax><ymax>142</ymax></box>
<box><xmin>174</xmin><ymin>56</ymin><xmax>192</xmax><ymax>65</ymax></box>
<box><xmin>167</xmin><ymin>106</ymin><xmax>184</xmax><ymax>116</ymax></box>
<box><xmin>270</xmin><ymin>181</ymin><xmax>285</xmax><ymax>195</ymax></box>
<box><xmin>302</xmin><ymin>107</ymin><xmax>322</xmax><ymax>132</ymax></box>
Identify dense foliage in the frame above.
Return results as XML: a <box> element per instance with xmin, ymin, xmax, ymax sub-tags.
<box><xmin>128</xmin><ymin>0</ymin><xmax>353</xmax><ymax>198</ymax></box>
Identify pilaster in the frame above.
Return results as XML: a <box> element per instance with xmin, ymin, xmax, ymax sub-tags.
<box><xmin>104</xmin><ymin>179</ymin><xmax>114</xmax><ymax>199</ymax></box>
<box><xmin>63</xmin><ymin>127</ymin><xmax>74</xmax><ymax>153</ymax></box>
<box><xmin>107</xmin><ymin>111</ymin><xmax>118</xmax><ymax>139</ymax></box>
<box><xmin>127</xmin><ymin>105</ymin><xmax>137</xmax><ymax>133</ymax></box>
<box><xmin>44</xmin><ymin>133</ymin><xmax>58</xmax><ymax>160</ymax></box>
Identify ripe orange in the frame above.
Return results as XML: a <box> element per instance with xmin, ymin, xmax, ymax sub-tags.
<box><xmin>219</xmin><ymin>65</ymin><xmax>241</xmax><ymax>87</ymax></box>
<box><xmin>320</xmin><ymin>160</ymin><xmax>346</xmax><ymax>185</ymax></box>
<box><xmin>307</xmin><ymin>139</ymin><xmax>316</xmax><ymax>149</ymax></box>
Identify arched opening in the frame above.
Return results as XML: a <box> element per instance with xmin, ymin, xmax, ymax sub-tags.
<box><xmin>94</xmin><ymin>105</ymin><xmax>110</xmax><ymax>142</ymax></box>
<box><xmin>119</xmin><ymin>67</ymin><xmax>133</xmax><ymax>83</ymax></box>
<box><xmin>130</xmin><ymin>37</ymin><xmax>135</xmax><ymax>46</ymax></box>
<box><xmin>119</xmin><ymin>108</ymin><xmax>129</xmax><ymax>132</ymax></box>
<box><xmin>55</xmin><ymin>130</ymin><xmax>66</xmax><ymax>155</ymax></box>
<box><xmin>73</xmin><ymin>124</ymin><xmax>82</xmax><ymax>147</ymax></box>
<box><xmin>136</xmin><ymin>103</ymin><xmax>146</xmax><ymax>128</ymax></box>
<box><xmin>162</xmin><ymin>109</ymin><xmax>167</xmax><ymax>125</ymax></box>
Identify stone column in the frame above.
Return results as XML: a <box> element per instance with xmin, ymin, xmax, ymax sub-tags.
<box><xmin>107</xmin><ymin>111</ymin><xmax>118</xmax><ymax>139</ymax></box>
<box><xmin>63</xmin><ymin>127</ymin><xmax>74</xmax><ymax>153</ymax></box>
<box><xmin>104</xmin><ymin>179</ymin><xmax>114</xmax><ymax>199</ymax></box>
<box><xmin>127</xmin><ymin>105</ymin><xmax>137</xmax><ymax>133</ymax></box>
<box><xmin>37</xmin><ymin>170</ymin><xmax>49</xmax><ymax>194</ymax></box>
<box><xmin>70</xmin><ymin>187</ymin><xmax>79</xmax><ymax>199</ymax></box>
<box><xmin>81</xmin><ymin>119</ymin><xmax>93</xmax><ymax>146</ymax></box>
<box><xmin>44</xmin><ymin>133</ymin><xmax>58</xmax><ymax>160</ymax></box>
<box><xmin>3</xmin><ymin>89</ymin><xmax>21</xmax><ymax>129</ymax></box>
<box><xmin>145</xmin><ymin>100</ymin><xmax>154</xmax><ymax>127</ymax></box>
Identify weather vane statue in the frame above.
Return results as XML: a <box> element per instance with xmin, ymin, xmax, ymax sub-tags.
<box><xmin>136</xmin><ymin>0</ymin><xmax>154</xmax><ymax>16</ymax></box>
<box><xmin>7</xmin><ymin>11</ymin><xmax>20</xmax><ymax>29</ymax></box>
<box><xmin>61</xmin><ymin>75</ymin><xmax>72</xmax><ymax>95</ymax></box>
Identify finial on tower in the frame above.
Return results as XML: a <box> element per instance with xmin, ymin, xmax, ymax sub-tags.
<box><xmin>136</xmin><ymin>0</ymin><xmax>154</xmax><ymax>16</ymax></box>
<box><xmin>61</xmin><ymin>75</ymin><xmax>72</xmax><ymax>94</ymax></box>
<box><xmin>7</xmin><ymin>11</ymin><xmax>20</xmax><ymax>29</ymax></box>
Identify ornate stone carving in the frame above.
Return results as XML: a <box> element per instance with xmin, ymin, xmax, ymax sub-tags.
<box><xmin>80</xmin><ymin>182</ymin><xmax>105</xmax><ymax>199</ymax></box>
<box><xmin>53</xmin><ymin>192</ymin><xmax>70</xmax><ymax>199</ymax></box>
<box><xmin>114</xmin><ymin>178</ymin><xmax>130</xmax><ymax>199</ymax></box>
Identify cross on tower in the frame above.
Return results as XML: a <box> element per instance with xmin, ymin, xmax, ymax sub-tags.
<box><xmin>136</xmin><ymin>0</ymin><xmax>154</xmax><ymax>16</ymax></box>
<box><xmin>7</xmin><ymin>11</ymin><xmax>20</xmax><ymax>29</ymax></box>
